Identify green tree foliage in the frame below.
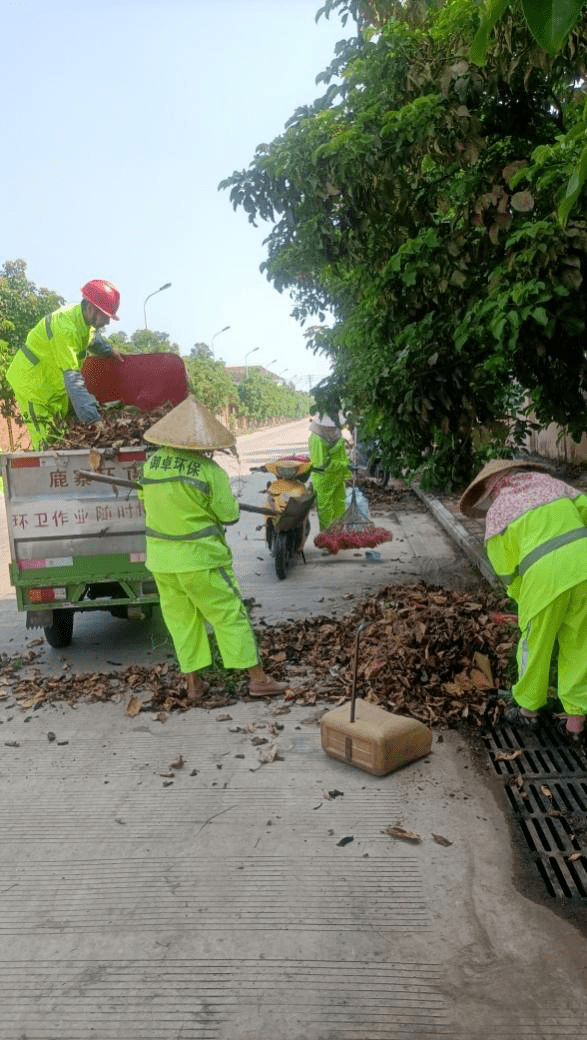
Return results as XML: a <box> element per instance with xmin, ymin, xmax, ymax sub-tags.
<box><xmin>472</xmin><ymin>0</ymin><xmax>584</xmax><ymax>58</ymax></box>
<box><xmin>472</xmin><ymin>0</ymin><xmax>587</xmax><ymax>224</ymax></box>
<box><xmin>0</xmin><ymin>259</ymin><xmax>63</xmax><ymax>426</ymax></box>
<box><xmin>184</xmin><ymin>351</ymin><xmax>239</xmax><ymax>414</ymax></box>
<box><xmin>220</xmin><ymin>0</ymin><xmax>587</xmax><ymax>488</ymax></box>
<box><xmin>238</xmin><ymin>369</ymin><xmax>312</xmax><ymax>421</ymax></box>
<box><xmin>109</xmin><ymin>329</ymin><xmax>180</xmax><ymax>354</ymax></box>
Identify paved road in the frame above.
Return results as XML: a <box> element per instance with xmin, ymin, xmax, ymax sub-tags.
<box><xmin>1</xmin><ymin>420</ymin><xmax>586</xmax><ymax>1039</ymax></box>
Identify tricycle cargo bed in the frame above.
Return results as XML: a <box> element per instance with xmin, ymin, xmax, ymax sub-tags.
<box><xmin>0</xmin><ymin>447</ymin><xmax>158</xmax><ymax>642</ymax></box>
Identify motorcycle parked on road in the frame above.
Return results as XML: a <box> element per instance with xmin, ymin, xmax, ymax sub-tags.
<box><xmin>261</xmin><ymin>456</ymin><xmax>314</xmax><ymax>580</ymax></box>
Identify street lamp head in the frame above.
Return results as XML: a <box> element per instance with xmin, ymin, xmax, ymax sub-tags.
<box><xmin>144</xmin><ymin>281</ymin><xmax>172</xmax><ymax>328</ymax></box>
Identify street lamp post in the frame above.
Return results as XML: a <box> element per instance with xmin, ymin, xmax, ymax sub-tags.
<box><xmin>244</xmin><ymin>347</ymin><xmax>260</xmax><ymax>376</ymax></box>
<box><xmin>143</xmin><ymin>282</ymin><xmax>171</xmax><ymax>329</ymax></box>
<box><xmin>210</xmin><ymin>325</ymin><xmax>230</xmax><ymax>358</ymax></box>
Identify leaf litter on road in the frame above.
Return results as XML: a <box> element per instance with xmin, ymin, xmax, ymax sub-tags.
<box><xmin>0</xmin><ymin>583</ymin><xmax>516</xmax><ymax>731</ymax></box>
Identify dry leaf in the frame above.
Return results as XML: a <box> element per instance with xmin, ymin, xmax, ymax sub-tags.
<box><xmin>540</xmin><ymin>784</ymin><xmax>553</xmax><ymax>798</ymax></box>
<box><xmin>473</xmin><ymin>652</ymin><xmax>494</xmax><ymax>685</ymax></box>
<box><xmin>495</xmin><ymin>750</ymin><xmax>523</xmax><ymax>761</ymax></box>
<box><xmin>513</xmin><ymin>776</ymin><xmax>529</xmax><ymax>798</ymax></box>
<box><xmin>159</xmin><ymin>772</ymin><xmax>175</xmax><ymax>779</ymax></box>
<box><xmin>384</xmin><ymin>826</ymin><xmax>422</xmax><ymax>844</ymax></box>
<box><xmin>568</xmin><ymin>851</ymin><xmax>583</xmax><ymax>863</ymax></box>
<box><xmin>216</xmin><ymin>713</ymin><xmax>232</xmax><ymax>722</ymax></box>
<box><xmin>170</xmin><ymin>755</ymin><xmax>185</xmax><ymax>770</ymax></box>
<box><xmin>432</xmin><ymin>833</ymin><xmax>453</xmax><ymax>847</ymax></box>
<box><xmin>127</xmin><ymin>695</ymin><xmax>142</xmax><ymax>717</ymax></box>
<box><xmin>259</xmin><ymin>746</ymin><xmax>280</xmax><ymax>763</ymax></box>
<box><xmin>89</xmin><ymin>448</ymin><xmax>102</xmax><ymax>472</ymax></box>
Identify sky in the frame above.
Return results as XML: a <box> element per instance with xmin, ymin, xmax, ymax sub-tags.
<box><xmin>3</xmin><ymin>0</ymin><xmax>351</xmax><ymax>392</ymax></box>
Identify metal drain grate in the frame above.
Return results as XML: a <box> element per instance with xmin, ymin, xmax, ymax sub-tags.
<box><xmin>484</xmin><ymin>722</ymin><xmax>587</xmax><ymax>900</ymax></box>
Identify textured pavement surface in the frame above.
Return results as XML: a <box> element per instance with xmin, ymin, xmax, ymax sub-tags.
<box><xmin>1</xmin><ymin>423</ymin><xmax>587</xmax><ymax>1039</ymax></box>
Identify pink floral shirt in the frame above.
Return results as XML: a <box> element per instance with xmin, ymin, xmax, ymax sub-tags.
<box><xmin>484</xmin><ymin>471</ymin><xmax>582</xmax><ymax>541</ymax></box>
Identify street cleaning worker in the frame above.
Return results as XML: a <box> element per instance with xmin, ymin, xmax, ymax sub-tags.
<box><xmin>5</xmin><ymin>279</ymin><xmax>124</xmax><ymax>449</ymax></box>
<box><xmin>460</xmin><ymin>458</ymin><xmax>587</xmax><ymax>744</ymax></box>
<box><xmin>308</xmin><ymin>413</ymin><xmax>352</xmax><ymax>530</ymax></box>
<box><xmin>141</xmin><ymin>395</ymin><xmax>288</xmax><ymax>703</ymax></box>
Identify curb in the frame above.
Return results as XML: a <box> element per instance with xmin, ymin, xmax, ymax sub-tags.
<box><xmin>411</xmin><ymin>484</ymin><xmax>500</xmax><ymax>590</ymax></box>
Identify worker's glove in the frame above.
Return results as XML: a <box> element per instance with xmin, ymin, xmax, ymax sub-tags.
<box><xmin>63</xmin><ymin>370</ymin><xmax>101</xmax><ymax>424</ymax></box>
<box><xmin>90</xmin><ymin>331</ymin><xmax>115</xmax><ymax>357</ymax></box>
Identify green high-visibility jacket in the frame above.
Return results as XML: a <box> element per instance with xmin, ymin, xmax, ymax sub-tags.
<box><xmin>486</xmin><ymin>495</ymin><xmax>587</xmax><ymax>630</ymax></box>
<box><xmin>6</xmin><ymin>302</ymin><xmax>93</xmax><ymax>418</ymax></box>
<box><xmin>141</xmin><ymin>447</ymin><xmax>240</xmax><ymax>572</ymax></box>
<box><xmin>309</xmin><ymin>431</ymin><xmax>351</xmax><ymax>530</ymax></box>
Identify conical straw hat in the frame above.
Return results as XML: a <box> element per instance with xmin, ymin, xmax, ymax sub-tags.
<box><xmin>459</xmin><ymin>458</ymin><xmax>549</xmax><ymax>518</ymax></box>
<box><xmin>144</xmin><ymin>395</ymin><xmax>236</xmax><ymax>451</ymax></box>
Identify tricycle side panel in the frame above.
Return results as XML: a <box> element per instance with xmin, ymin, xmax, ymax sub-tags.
<box><xmin>1</xmin><ymin>447</ymin><xmax>156</xmax><ymax>614</ymax></box>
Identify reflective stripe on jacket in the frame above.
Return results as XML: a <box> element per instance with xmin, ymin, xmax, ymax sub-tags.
<box><xmin>486</xmin><ymin>494</ymin><xmax>587</xmax><ymax>629</ymax></box>
<box><xmin>141</xmin><ymin>447</ymin><xmax>240</xmax><ymax>572</ymax></box>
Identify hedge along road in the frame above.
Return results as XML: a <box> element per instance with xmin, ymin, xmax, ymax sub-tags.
<box><xmin>0</xmin><ymin>416</ymin><xmax>482</xmax><ymax>675</ymax></box>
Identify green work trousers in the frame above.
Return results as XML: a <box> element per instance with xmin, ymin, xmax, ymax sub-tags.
<box><xmin>13</xmin><ymin>392</ymin><xmax>61</xmax><ymax>450</ymax></box>
<box><xmin>514</xmin><ymin>579</ymin><xmax>587</xmax><ymax>715</ymax></box>
<box><xmin>312</xmin><ymin>472</ymin><xmax>347</xmax><ymax>531</ymax></box>
<box><xmin>152</xmin><ymin>565</ymin><xmax>260</xmax><ymax>674</ymax></box>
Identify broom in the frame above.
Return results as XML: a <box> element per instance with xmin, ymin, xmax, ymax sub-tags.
<box><xmin>314</xmin><ymin>437</ymin><xmax>392</xmax><ymax>555</ymax></box>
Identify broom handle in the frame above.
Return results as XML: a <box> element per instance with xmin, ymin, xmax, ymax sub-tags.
<box><xmin>78</xmin><ymin>471</ymin><xmax>279</xmax><ymax>515</ymax></box>
<box><xmin>350</xmin><ymin>621</ymin><xmax>368</xmax><ymax>722</ymax></box>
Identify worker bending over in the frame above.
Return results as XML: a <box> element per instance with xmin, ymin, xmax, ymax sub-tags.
<box><xmin>460</xmin><ymin>458</ymin><xmax>587</xmax><ymax>744</ymax></box>
<box><xmin>6</xmin><ymin>279</ymin><xmax>124</xmax><ymax>449</ymax></box>
<box><xmin>141</xmin><ymin>395</ymin><xmax>287</xmax><ymax>702</ymax></box>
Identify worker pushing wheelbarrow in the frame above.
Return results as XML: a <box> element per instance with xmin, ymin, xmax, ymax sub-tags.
<box><xmin>261</xmin><ymin>456</ymin><xmax>315</xmax><ymax>580</ymax></box>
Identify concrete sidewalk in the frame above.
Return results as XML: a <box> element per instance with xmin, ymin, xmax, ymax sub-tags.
<box><xmin>1</xmin><ymin>692</ymin><xmax>586</xmax><ymax>1039</ymax></box>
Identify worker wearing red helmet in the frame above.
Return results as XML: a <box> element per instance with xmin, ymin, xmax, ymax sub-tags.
<box><xmin>6</xmin><ymin>279</ymin><xmax>125</xmax><ymax>449</ymax></box>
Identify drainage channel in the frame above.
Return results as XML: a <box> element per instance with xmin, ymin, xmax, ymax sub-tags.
<box><xmin>483</xmin><ymin>721</ymin><xmax>587</xmax><ymax>900</ymax></box>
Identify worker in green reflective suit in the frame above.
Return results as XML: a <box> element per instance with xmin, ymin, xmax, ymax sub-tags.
<box><xmin>6</xmin><ymin>279</ymin><xmax>124</xmax><ymax>449</ymax></box>
<box><xmin>460</xmin><ymin>458</ymin><xmax>587</xmax><ymax>745</ymax></box>
<box><xmin>308</xmin><ymin>413</ymin><xmax>351</xmax><ymax>531</ymax></box>
<box><xmin>141</xmin><ymin>395</ymin><xmax>288</xmax><ymax>703</ymax></box>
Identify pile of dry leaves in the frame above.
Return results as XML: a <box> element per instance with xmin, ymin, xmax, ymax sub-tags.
<box><xmin>49</xmin><ymin>404</ymin><xmax>171</xmax><ymax>450</ymax></box>
<box><xmin>259</xmin><ymin>583</ymin><xmax>515</xmax><ymax>729</ymax></box>
<box><xmin>1</xmin><ymin>584</ymin><xmax>516</xmax><ymax>728</ymax></box>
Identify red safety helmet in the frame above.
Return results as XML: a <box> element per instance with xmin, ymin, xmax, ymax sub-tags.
<box><xmin>80</xmin><ymin>279</ymin><xmax>120</xmax><ymax>320</ymax></box>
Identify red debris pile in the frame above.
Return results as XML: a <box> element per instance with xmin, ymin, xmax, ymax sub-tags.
<box><xmin>314</xmin><ymin>487</ymin><xmax>392</xmax><ymax>554</ymax></box>
<box><xmin>315</xmin><ymin>525</ymin><xmax>392</xmax><ymax>554</ymax></box>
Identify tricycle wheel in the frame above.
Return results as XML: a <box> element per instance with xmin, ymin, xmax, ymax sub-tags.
<box><xmin>266</xmin><ymin>519</ymin><xmax>274</xmax><ymax>551</ymax></box>
<box><xmin>274</xmin><ymin>531</ymin><xmax>290</xmax><ymax>580</ymax></box>
<box><xmin>44</xmin><ymin>608</ymin><xmax>74</xmax><ymax>649</ymax></box>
